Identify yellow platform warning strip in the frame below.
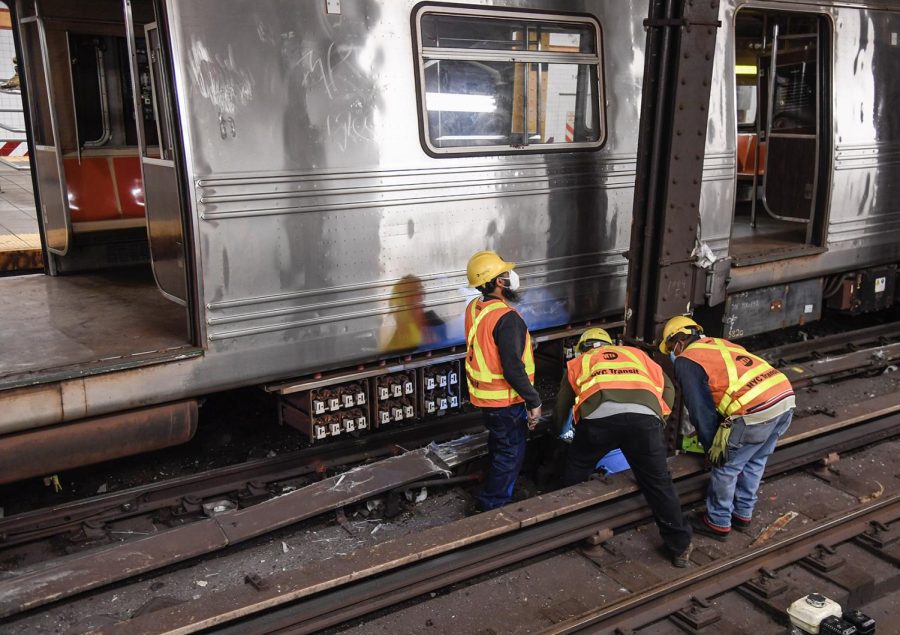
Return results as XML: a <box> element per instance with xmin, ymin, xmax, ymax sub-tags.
<box><xmin>0</xmin><ymin>155</ymin><xmax>30</xmax><ymax>170</ymax></box>
<box><xmin>0</xmin><ymin>232</ymin><xmax>42</xmax><ymax>272</ymax></box>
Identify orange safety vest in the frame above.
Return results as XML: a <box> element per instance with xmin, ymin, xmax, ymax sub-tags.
<box><xmin>566</xmin><ymin>345</ymin><xmax>671</xmax><ymax>422</ymax></box>
<box><xmin>680</xmin><ymin>337</ymin><xmax>794</xmax><ymax>418</ymax></box>
<box><xmin>464</xmin><ymin>298</ymin><xmax>535</xmax><ymax>408</ymax></box>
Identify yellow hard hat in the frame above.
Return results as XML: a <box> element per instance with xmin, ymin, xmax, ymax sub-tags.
<box><xmin>466</xmin><ymin>250</ymin><xmax>515</xmax><ymax>288</ymax></box>
<box><xmin>659</xmin><ymin>315</ymin><xmax>703</xmax><ymax>353</ymax></box>
<box><xmin>577</xmin><ymin>327</ymin><xmax>613</xmax><ymax>352</ymax></box>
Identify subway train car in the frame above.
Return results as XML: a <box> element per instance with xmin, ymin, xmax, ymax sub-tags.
<box><xmin>0</xmin><ymin>0</ymin><xmax>898</xmax><ymax>481</ymax></box>
<box><xmin>699</xmin><ymin>1</ymin><xmax>900</xmax><ymax>337</ymax></box>
<box><xmin>0</xmin><ymin>0</ymin><xmax>636</xmax><ymax>480</ymax></box>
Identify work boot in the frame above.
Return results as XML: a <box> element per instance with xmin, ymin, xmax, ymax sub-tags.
<box><xmin>731</xmin><ymin>513</ymin><xmax>752</xmax><ymax>530</ymax></box>
<box><xmin>671</xmin><ymin>542</ymin><xmax>693</xmax><ymax>568</ymax></box>
<box><xmin>464</xmin><ymin>499</ymin><xmax>486</xmax><ymax>517</ymax></box>
<box><xmin>690</xmin><ymin>512</ymin><xmax>730</xmax><ymax>542</ymax></box>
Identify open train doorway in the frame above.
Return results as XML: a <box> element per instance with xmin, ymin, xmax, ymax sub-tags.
<box><xmin>729</xmin><ymin>8</ymin><xmax>831</xmax><ymax>266</ymax></box>
<box><xmin>0</xmin><ymin>0</ymin><xmax>194</xmax><ymax>387</ymax></box>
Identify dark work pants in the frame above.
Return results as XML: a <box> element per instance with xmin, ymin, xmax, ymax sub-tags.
<box><xmin>563</xmin><ymin>413</ymin><xmax>692</xmax><ymax>555</ymax></box>
<box><xmin>477</xmin><ymin>403</ymin><xmax>528</xmax><ymax>511</ymax></box>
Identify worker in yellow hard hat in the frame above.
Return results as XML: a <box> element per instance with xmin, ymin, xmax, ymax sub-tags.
<box><xmin>661</xmin><ymin>315</ymin><xmax>795</xmax><ymax>542</ymax></box>
<box><xmin>553</xmin><ymin>327</ymin><xmax>692</xmax><ymax>567</ymax></box>
<box><xmin>464</xmin><ymin>250</ymin><xmax>541</xmax><ymax>512</ymax></box>
<box><xmin>659</xmin><ymin>315</ymin><xmax>704</xmax><ymax>355</ymax></box>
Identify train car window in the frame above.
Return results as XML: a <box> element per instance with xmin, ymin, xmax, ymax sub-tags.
<box><xmin>736</xmin><ymin>84</ymin><xmax>757</xmax><ymax>128</ymax></box>
<box><xmin>68</xmin><ymin>34</ymin><xmax>156</xmax><ymax>150</ymax></box>
<box><xmin>20</xmin><ymin>22</ymin><xmax>52</xmax><ymax>146</ymax></box>
<box><xmin>120</xmin><ymin>38</ymin><xmax>158</xmax><ymax>149</ymax></box>
<box><xmin>769</xmin><ymin>37</ymin><xmax>817</xmax><ymax>134</ymax></box>
<box><xmin>415</xmin><ymin>8</ymin><xmax>604</xmax><ymax>154</ymax></box>
<box><xmin>144</xmin><ymin>25</ymin><xmax>174</xmax><ymax>160</ymax></box>
<box><xmin>69</xmin><ymin>35</ymin><xmax>108</xmax><ymax>146</ymax></box>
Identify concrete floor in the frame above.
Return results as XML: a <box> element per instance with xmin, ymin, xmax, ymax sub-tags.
<box><xmin>0</xmin><ymin>161</ymin><xmax>38</xmax><ymax>252</ymax></box>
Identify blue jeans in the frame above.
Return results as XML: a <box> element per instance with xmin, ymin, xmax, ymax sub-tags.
<box><xmin>706</xmin><ymin>409</ymin><xmax>794</xmax><ymax>529</ymax></box>
<box><xmin>477</xmin><ymin>403</ymin><xmax>528</xmax><ymax>510</ymax></box>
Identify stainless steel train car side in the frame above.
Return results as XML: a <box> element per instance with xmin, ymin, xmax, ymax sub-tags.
<box><xmin>0</xmin><ymin>0</ymin><xmax>646</xmax><ymax>467</ymax></box>
<box><xmin>177</xmin><ymin>0</ymin><xmax>633</xmax><ymax>371</ymax></box>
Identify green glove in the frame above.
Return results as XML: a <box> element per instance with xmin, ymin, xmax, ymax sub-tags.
<box><xmin>681</xmin><ymin>433</ymin><xmax>705</xmax><ymax>455</ymax></box>
<box><xmin>707</xmin><ymin>422</ymin><xmax>732</xmax><ymax>467</ymax></box>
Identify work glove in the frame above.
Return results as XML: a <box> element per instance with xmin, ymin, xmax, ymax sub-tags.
<box><xmin>707</xmin><ymin>421</ymin><xmax>732</xmax><ymax>468</ymax></box>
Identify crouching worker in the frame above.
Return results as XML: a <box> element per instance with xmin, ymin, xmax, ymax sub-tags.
<box><xmin>555</xmin><ymin>328</ymin><xmax>693</xmax><ymax>567</ymax></box>
<box><xmin>660</xmin><ymin>316</ymin><xmax>795</xmax><ymax>541</ymax></box>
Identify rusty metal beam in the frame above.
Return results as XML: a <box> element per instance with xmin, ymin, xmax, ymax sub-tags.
<box><xmin>0</xmin><ymin>400</ymin><xmax>198</xmax><ymax>485</ymax></box>
<box><xmin>625</xmin><ymin>0</ymin><xmax>721</xmax><ymax>344</ymax></box>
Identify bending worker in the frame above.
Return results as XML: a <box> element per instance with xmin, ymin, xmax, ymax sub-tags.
<box><xmin>465</xmin><ymin>250</ymin><xmax>542</xmax><ymax>512</ymax></box>
<box><xmin>660</xmin><ymin>316</ymin><xmax>795</xmax><ymax>541</ymax></box>
<box><xmin>555</xmin><ymin>328</ymin><xmax>693</xmax><ymax>567</ymax></box>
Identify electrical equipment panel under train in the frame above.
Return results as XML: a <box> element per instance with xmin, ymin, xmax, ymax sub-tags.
<box><xmin>277</xmin><ymin>360</ymin><xmax>465</xmax><ymax>442</ymax></box>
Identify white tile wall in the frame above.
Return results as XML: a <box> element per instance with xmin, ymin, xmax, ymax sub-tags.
<box><xmin>0</xmin><ymin>26</ymin><xmax>27</xmax><ymax>142</ymax></box>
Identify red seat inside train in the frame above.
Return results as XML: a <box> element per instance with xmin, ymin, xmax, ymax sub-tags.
<box><xmin>736</xmin><ymin>133</ymin><xmax>766</xmax><ymax>177</ymax></box>
<box><xmin>64</xmin><ymin>155</ymin><xmax>145</xmax><ymax>223</ymax></box>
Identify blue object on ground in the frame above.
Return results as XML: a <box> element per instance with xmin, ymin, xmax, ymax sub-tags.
<box><xmin>560</xmin><ymin>410</ymin><xmax>630</xmax><ymax>474</ymax></box>
<box><xmin>597</xmin><ymin>448</ymin><xmax>630</xmax><ymax>474</ymax></box>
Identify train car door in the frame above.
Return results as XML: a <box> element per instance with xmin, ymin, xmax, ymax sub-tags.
<box><xmin>18</xmin><ymin>15</ymin><xmax>69</xmax><ymax>258</ymax></box>
<box><xmin>125</xmin><ymin>7</ymin><xmax>187</xmax><ymax>304</ymax></box>
<box><xmin>730</xmin><ymin>9</ymin><xmax>831</xmax><ymax>265</ymax></box>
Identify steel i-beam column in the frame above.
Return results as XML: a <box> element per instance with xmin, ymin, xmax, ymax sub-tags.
<box><xmin>624</xmin><ymin>0</ymin><xmax>722</xmax><ymax>346</ymax></box>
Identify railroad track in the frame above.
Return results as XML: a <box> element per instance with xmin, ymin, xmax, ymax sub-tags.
<box><xmin>546</xmin><ymin>495</ymin><xmax>900</xmax><ymax>633</ymax></box>
<box><xmin>761</xmin><ymin>321</ymin><xmax>900</xmax><ymax>388</ymax></box>
<box><xmin>1</xmin><ymin>321</ymin><xmax>899</xmax><ymax>631</ymax></box>
<box><xmin>4</xmin><ymin>321</ymin><xmax>897</xmax><ymax>550</ymax></box>
<box><xmin>0</xmin><ymin>414</ymin><xmax>484</xmax><ymax>548</ymax></box>
<box><xmin>100</xmin><ymin>395</ymin><xmax>900</xmax><ymax>634</ymax></box>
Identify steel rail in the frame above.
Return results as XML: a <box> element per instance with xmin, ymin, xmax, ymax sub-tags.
<box><xmin>221</xmin><ymin>496</ymin><xmax>672</xmax><ymax>635</ymax></box>
<box><xmin>760</xmin><ymin>320</ymin><xmax>900</xmax><ymax>361</ymax></box>
<box><xmin>0</xmin><ymin>415</ymin><xmax>484</xmax><ymax>547</ymax></box>
<box><xmin>790</xmin><ymin>340</ymin><xmax>900</xmax><ymax>389</ymax></box>
<box><xmin>152</xmin><ymin>408</ymin><xmax>900</xmax><ymax>634</ymax></box>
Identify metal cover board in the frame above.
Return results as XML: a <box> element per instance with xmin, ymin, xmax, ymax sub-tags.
<box><xmin>724</xmin><ymin>278</ymin><xmax>823</xmax><ymax>339</ymax></box>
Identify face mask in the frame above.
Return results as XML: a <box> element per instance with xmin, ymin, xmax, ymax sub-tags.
<box><xmin>507</xmin><ymin>269</ymin><xmax>520</xmax><ymax>291</ymax></box>
<box><xmin>669</xmin><ymin>351</ymin><xmax>677</xmax><ymax>364</ymax></box>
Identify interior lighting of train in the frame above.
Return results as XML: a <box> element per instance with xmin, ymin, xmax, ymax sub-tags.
<box><xmin>424</xmin><ymin>92</ymin><xmax>498</xmax><ymax>112</ymax></box>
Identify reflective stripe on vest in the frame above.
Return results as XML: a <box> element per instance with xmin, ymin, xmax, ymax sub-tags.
<box><xmin>567</xmin><ymin>345</ymin><xmax>671</xmax><ymax>422</ymax></box>
<box><xmin>682</xmin><ymin>338</ymin><xmax>792</xmax><ymax>417</ymax></box>
<box><xmin>464</xmin><ymin>298</ymin><xmax>535</xmax><ymax>408</ymax></box>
